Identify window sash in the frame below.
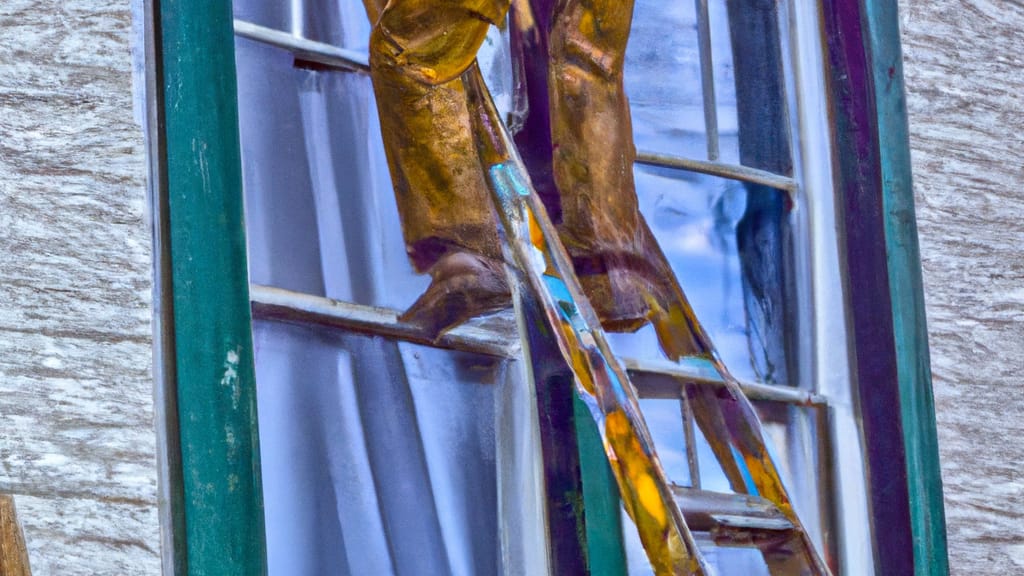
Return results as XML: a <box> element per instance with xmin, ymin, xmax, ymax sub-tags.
<box><xmin>147</xmin><ymin>0</ymin><xmax>947</xmax><ymax>573</ymax></box>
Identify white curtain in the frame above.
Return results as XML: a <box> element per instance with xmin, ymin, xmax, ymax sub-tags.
<box><xmin>234</xmin><ymin>1</ymin><xmax>546</xmax><ymax>574</ymax></box>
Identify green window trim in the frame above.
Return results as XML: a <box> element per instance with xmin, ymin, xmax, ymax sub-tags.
<box><xmin>865</xmin><ymin>0</ymin><xmax>950</xmax><ymax>573</ymax></box>
<box><xmin>150</xmin><ymin>0</ymin><xmax>268</xmax><ymax>573</ymax></box>
<box><xmin>821</xmin><ymin>0</ymin><xmax>949</xmax><ymax>572</ymax></box>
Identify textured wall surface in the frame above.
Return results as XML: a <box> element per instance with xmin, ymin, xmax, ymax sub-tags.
<box><xmin>0</xmin><ymin>0</ymin><xmax>159</xmax><ymax>574</ymax></box>
<box><xmin>899</xmin><ymin>0</ymin><xmax>1024</xmax><ymax>572</ymax></box>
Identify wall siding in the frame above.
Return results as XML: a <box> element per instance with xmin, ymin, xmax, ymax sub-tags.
<box><xmin>0</xmin><ymin>0</ymin><xmax>159</xmax><ymax>574</ymax></box>
<box><xmin>899</xmin><ymin>0</ymin><xmax>1024</xmax><ymax>572</ymax></box>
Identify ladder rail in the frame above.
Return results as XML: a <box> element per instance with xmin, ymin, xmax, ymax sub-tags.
<box><xmin>463</xmin><ymin>59</ymin><xmax>832</xmax><ymax>575</ymax></box>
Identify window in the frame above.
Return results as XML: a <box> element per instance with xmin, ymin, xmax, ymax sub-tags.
<box><xmin>147</xmin><ymin>0</ymin><xmax>947</xmax><ymax>574</ymax></box>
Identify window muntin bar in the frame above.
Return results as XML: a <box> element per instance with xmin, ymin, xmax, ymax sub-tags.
<box><xmin>231</xmin><ymin>18</ymin><xmax>799</xmax><ymax>195</ymax></box>
<box><xmin>250</xmin><ymin>285</ymin><xmax>826</xmax><ymax>407</ymax></box>
<box><xmin>693</xmin><ymin>0</ymin><xmax>720</xmax><ymax>161</ymax></box>
<box><xmin>234</xmin><ymin>19</ymin><xmax>369</xmax><ymax>73</ymax></box>
<box><xmin>636</xmin><ymin>151</ymin><xmax>797</xmax><ymax>192</ymax></box>
<box><xmin>250</xmin><ymin>284</ymin><xmax>517</xmax><ymax>358</ymax></box>
<box><xmin>680</xmin><ymin>390</ymin><xmax>703</xmax><ymax>489</ymax></box>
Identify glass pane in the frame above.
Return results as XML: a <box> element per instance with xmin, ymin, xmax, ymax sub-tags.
<box><xmin>708</xmin><ymin>0</ymin><xmax>739</xmax><ymax>164</ymax></box>
<box><xmin>625</xmin><ymin>0</ymin><xmax>706</xmax><ymax>159</ymax></box>
<box><xmin>607</xmin><ymin>166</ymin><xmax>795</xmax><ymax>385</ymax></box>
<box><xmin>692</xmin><ymin>414</ymin><xmax>739</xmax><ymax>494</ymax></box>
<box><xmin>234</xmin><ymin>21</ymin><xmax>512</xmax><ymax>311</ymax></box>
<box><xmin>752</xmin><ymin>401</ymin><xmax>829</xmax><ymax>555</ymax></box>
<box><xmin>625</xmin><ymin>0</ymin><xmax>793</xmax><ymax>174</ymax></box>
<box><xmin>233</xmin><ymin>0</ymin><xmax>290</xmax><ymax>34</ymax></box>
<box><xmin>235</xmin><ymin>37</ymin><xmax>327</xmax><ymax>295</ymax></box>
<box><xmin>233</xmin><ymin>0</ymin><xmax>369</xmax><ymax>47</ymax></box>
<box><xmin>235</xmin><ymin>36</ymin><xmax>430</xmax><ymax>309</ymax></box>
<box><xmin>713</xmin><ymin>0</ymin><xmax>793</xmax><ymax>175</ymax></box>
<box><xmin>624</xmin><ymin>517</ymin><xmax>772</xmax><ymax>575</ymax></box>
<box><xmin>638</xmin><ymin>399</ymin><xmax>692</xmax><ymax>486</ymax></box>
<box><xmin>701</xmin><ymin>545</ymin><xmax>771</xmax><ymax>575</ymax></box>
<box><xmin>254</xmin><ymin>319</ymin><xmax>505</xmax><ymax>575</ymax></box>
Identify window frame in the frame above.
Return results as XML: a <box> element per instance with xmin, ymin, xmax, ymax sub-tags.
<box><xmin>144</xmin><ymin>0</ymin><xmax>949</xmax><ymax>573</ymax></box>
<box><xmin>818</xmin><ymin>1</ymin><xmax>949</xmax><ymax>574</ymax></box>
<box><xmin>146</xmin><ymin>0</ymin><xmax>267</xmax><ymax>574</ymax></box>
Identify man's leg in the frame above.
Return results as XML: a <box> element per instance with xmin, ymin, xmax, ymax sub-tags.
<box><xmin>547</xmin><ymin>0</ymin><xmax>709</xmax><ymax>356</ymax></box>
<box><xmin>367</xmin><ymin>0</ymin><xmax>513</xmax><ymax>335</ymax></box>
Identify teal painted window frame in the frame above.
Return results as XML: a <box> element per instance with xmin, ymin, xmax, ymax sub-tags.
<box><xmin>148</xmin><ymin>0</ymin><xmax>267</xmax><ymax>573</ymax></box>
<box><xmin>819</xmin><ymin>0</ymin><xmax>950</xmax><ymax>573</ymax></box>
<box><xmin>145</xmin><ymin>0</ymin><xmax>947</xmax><ymax>573</ymax></box>
<box><xmin>866</xmin><ymin>3</ymin><xmax>950</xmax><ymax>573</ymax></box>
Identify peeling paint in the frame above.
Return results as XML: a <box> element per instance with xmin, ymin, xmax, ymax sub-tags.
<box><xmin>220</xmin><ymin>346</ymin><xmax>242</xmax><ymax>410</ymax></box>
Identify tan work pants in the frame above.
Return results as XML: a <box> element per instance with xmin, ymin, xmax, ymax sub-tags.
<box><xmin>367</xmin><ymin>0</ymin><xmax>684</xmax><ymax>333</ymax></box>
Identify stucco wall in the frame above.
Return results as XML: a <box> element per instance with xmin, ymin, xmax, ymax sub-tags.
<box><xmin>900</xmin><ymin>0</ymin><xmax>1024</xmax><ymax>572</ymax></box>
<box><xmin>0</xmin><ymin>1</ymin><xmax>160</xmax><ymax>574</ymax></box>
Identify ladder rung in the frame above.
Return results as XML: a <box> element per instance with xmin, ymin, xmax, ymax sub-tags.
<box><xmin>673</xmin><ymin>486</ymin><xmax>798</xmax><ymax>549</ymax></box>
<box><xmin>710</xmin><ymin>514</ymin><xmax>795</xmax><ymax>532</ymax></box>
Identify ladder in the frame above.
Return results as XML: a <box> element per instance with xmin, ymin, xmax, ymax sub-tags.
<box><xmin>462</xmin><ymin>65</ymin><xmax>833</xmax><ymax>575</ymax></box>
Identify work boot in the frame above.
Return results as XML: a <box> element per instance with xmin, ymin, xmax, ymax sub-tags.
<box><xmin>399</xmin><ymin>251</ymin><xmax>511</xmax><ymax>339</ymax></box>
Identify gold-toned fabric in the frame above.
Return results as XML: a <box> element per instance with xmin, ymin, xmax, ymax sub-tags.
<box><xmin>368</xmin><ymin>0</ymin><xmax>699</xmax><ymax>345</ymax></box>
<box><xmin>368</xmin><ymin>0</ymin><xmax>511</xmax><ymax>272</ymax></box>
<box><xmin>548</xmin><ymin>0</ymin><xmax>658</xmax><ymax>332</ymax></box>
<box><xmin>548</xmin><ymin>0</ymin><xmax>638</xmax><ymax>258</ymax></box>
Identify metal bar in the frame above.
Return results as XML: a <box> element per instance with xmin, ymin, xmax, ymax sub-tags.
<box><xmin>249</xmin><ymin>285</ymin><xmax>826</xmax><ymax>407</ymax></box>
<box><xmin>680</xmin><ymin>390</ymin><xmax>702</xmax><ymax>489</ymax></box>
<box><xmin>624</xmin><ymin>356</ymin><xmax>827</xmax><ymax>405</ymax></box>
<box><xmin>232</xmin><ymin>19</ymin><xmax>370</xmax><ymax>73</ymax></box>
<box><xmin>693</xmin><ymin>0</ymin><xmax>720</xmax><ymax>160</ymax></box>
<box><xmin>160</xmin><ymin>0</ymin><xmax>267</xmax><ymax>572</ymax></box>
<box><xmin>636</xmin><ymin>151</ymin><xmax>798</xmax><ymax>192</ymax></box>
